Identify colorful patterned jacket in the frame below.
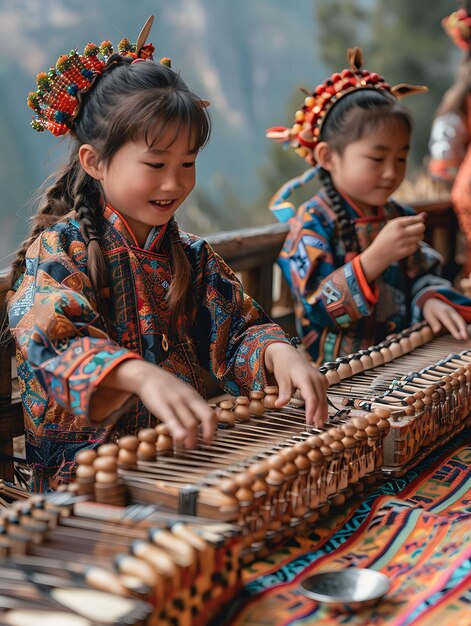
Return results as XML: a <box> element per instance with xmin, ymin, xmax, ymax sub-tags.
<box><xmin>8</xmin><ymin>206</ymin><xmax>289</xmax><ymax>491</ymax></box>
<box><xmin>278</xmin><ymin>190</ymin><xmax>470</xmax><ymax>363</ymax></box>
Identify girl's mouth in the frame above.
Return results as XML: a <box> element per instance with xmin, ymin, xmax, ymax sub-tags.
<box><xmin>150</xmin><ymin>199</ymin><xmax>175</xmax><ymax>211</ymax></box>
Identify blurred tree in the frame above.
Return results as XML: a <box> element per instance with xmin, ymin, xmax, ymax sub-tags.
<box><xmin>315</xmin><ymin>0</ymin><xmax>456</xmax><ymax>173</ymax></box>
<box><xmin>316</xmin><ymin>0</ymin><xmax>367</xmax><ymax>70</ymax></box>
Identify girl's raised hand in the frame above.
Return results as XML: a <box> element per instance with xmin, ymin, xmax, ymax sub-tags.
<box><xmin>100</xmin><ymin>359</ymin><xmax>217</xmax><ymax>448</ymax></box>
<box><xmin>422</xmin><ymin>298</ymin><xmax>469</xmax><ymax>340</ymax></box>
<box><xmin>263</xmin><ymin>342</ymin><xmax>328</xmax><ymax>427</ymax></box>
<box><xmin>361</xmin><ymin>213</ymin><xmax>426</xmax><ymax>282</ymax></box>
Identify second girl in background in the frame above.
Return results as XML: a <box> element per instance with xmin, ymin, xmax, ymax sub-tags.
<box><xmin>267</xmin><ymin>47</ymin><xmax>471</xmax><ymax>363</ymax></box>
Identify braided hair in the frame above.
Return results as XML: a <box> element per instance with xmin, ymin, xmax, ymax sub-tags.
<box><xmin>318</xmin><ymin>167</ymin><xmax>359</xmax><ymax>255</ymax></box>
<box><xmin>318</xmin><ymin>89</ymin><xmax>412</xmax><ymax>254</ymax></box>
<box><xmin>9</xmin><ymin>54</ymin><xmax>210</xmax><ymax>329</ymax></box>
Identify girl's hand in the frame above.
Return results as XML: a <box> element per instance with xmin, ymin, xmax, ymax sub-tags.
<box><xmin>360</xmin><ymin>213</ymin><xmax>426</xmax><ymax>282</ymax></box>
<box><xmin>422</xmin><ymin>298</ymin><xmax>469</xmax><ymax>340</ymax></box>
<box><xmin>263</xmin><ymin>342</ymin><xmax>328</xmax><ymax>427</ymax></box>
<box><xmin>101</xmin><ymin>359</ymin><xmax>217</xmax><ymax>448</ymax></box>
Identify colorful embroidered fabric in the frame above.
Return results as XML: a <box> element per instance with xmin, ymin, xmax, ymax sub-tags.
<box><xmin>220</xmin><ymin>429</ymin><xmax>471</xmax><ymax>626</ymax></box>
<box><xmin>278</xmin><ymin>190</ymin><xmax>471</xmax><ymax>362</ymax></box>
<box><xmin>8</xmin><ymin>206</ymin><xmax>289</xmax><ymax>491</ymax></box>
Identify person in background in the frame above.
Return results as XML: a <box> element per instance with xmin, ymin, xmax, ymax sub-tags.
<box><xmin>7</xmin><ymin>17</ymin><xmax>327</xmax><ymax>491</ymax></box>
<box><xmin>428</xmin><ymin>3</ymin><xmax>471</xmax><ymax>274</ymax></box>
<box><xmin>266</xmin><ymin>47</ymin><xmax>471</xmax><ymax>364</ymax></box>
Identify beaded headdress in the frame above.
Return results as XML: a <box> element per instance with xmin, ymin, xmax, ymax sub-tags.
<box><xmin>266</xmin><ymin>47</ymin><xmax>427</xmax><ymax>223</ymax></box>
<box><xmin>442</xmin><ymin>8</ymin><xmax>471</xmax><ymax>51</ymax></box>
<box><xmin>27</xmin><ymin>16</ymin><xmax>168</xmax><ymax>136</ymax></box>
<box><xmin>266</xmin><ymin>47</ymin><xmax>427</xmax><ymax>167</ymax></box>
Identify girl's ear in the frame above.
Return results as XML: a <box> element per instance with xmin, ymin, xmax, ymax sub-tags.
<box><xmin>314</xmin><ymin>141</ymin><xmax>335</xmax><ymax>171</ymax></box>
<box><xmin>79</xmin><ymin>144</ymin><xmax>104</xmax><ymax>180</ymax></box>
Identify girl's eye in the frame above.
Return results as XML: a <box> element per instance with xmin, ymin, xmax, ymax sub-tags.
<box><xmin>146</xmin><ymin>162</ymin><xmax>164</xmax><ymax>169</ymax></box>
<box><xmin>182</xmin><ymin>161</ymin><xmax>196</xmax><ymax>168</ymax></box>
<box><xmin>368</xmin><ymin>157</ymin><xmax>383</xmax><ymax>162</ymax></box>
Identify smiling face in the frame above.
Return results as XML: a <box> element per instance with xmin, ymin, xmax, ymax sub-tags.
<box><xmin>326</xmin><ymin>118</ymin><xmax>410</xmax><ymax>214</ymax></box>
<box><xmin>96</xmin><ymin>122</ymin><xmax>197</xmax><ymax>245</ymax></box>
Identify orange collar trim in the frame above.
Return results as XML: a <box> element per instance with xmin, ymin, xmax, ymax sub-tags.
<box><xmin>104</xmin><ymin>204</ymin><xmax>169</xmax><ymax>251</ymax></box>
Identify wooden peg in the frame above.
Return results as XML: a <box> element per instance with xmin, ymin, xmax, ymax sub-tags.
<box><xmin>218</xmin><ymin>400</ymin><xmax>236</xmax><ymax>426</ymax></box>
<box><xmin>263</xmin><ymin>386</ymin><xmax>279</xmax><ymax>409</ymax></box>
<box><xmin>336</xmin><ymin>358</ymin><xmax>353</xmax><ymax>379</ymax></box>
<box><xmin>97</xmin><ymin>443</ymin><xmax>119</xmax><ymax>458</ymax></box>
<box><xmin>233</xmin><ymin>396</ymin><xmax>250</xmax><ymax>421</ymax></box>
<box><xmin>249</xmin><ymin>390</ymin><xmax>265</xmax><ymax>416</ymax></box>
<box><xmin>153</xmin><ymin>425</ymin><xmax>172</xmax><ymax>453</ymax></box>
<box><xmin>117</xmin><ymin>435</ymin><xmax>139</xmax><ymax>467</ymax></box>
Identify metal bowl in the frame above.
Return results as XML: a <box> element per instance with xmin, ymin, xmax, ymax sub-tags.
<box><xmin>299</xmin><ymin>568</ymin><xmax>390</xmax><ymax>612</ymax></box>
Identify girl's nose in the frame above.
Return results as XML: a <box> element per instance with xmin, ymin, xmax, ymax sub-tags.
<box><xmin>383</xmin><ymin>161</ymin><xmax>399</xmax><ymax>179</ymax></box>
<box><xmin>161</xmin><ymin>170</ymin><xmax>181</xmax><ymax>191</ymax></box>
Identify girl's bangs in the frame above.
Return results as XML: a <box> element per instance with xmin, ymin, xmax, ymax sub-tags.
<box><xmin>128</xmin><ymin>91</ymin><xmax>210</xmax><ymax>152</ymax></box>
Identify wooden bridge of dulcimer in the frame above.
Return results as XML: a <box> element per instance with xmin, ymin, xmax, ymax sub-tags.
<box><xmin>0</xmin><ymin>199</ymin><xmax>469</xmax><ymax>626</ymax></box>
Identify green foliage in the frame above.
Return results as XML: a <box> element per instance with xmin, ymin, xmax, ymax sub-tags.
<box><xmin>316</xmin><ymin>0</ymin><xmax>367</xmax><ymax>69</ymax></box>
<box><xmin>315</xmin><ymin>0</ymin><xmax>457</xmax><ymax>172</ymax></box>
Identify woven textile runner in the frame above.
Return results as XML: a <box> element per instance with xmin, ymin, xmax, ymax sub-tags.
<box><xmin>222</xmin><ymin>429</ymin><xmax>471</xmax><ymax>626</ymax></box>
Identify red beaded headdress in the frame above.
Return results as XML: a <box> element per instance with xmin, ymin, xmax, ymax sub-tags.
<box><xmin>266</xmin><ymin>47</ymin><xmax>427</xmax><ymax>165</ymax></box>
<box><xmin>442</xmin><ymin>8</ymin><xmax>471</xmax><ymax>51</ymax></box>
<box><xmin>27</xmin><ymin>16</ymin><xmax>165</xmax><ymax>136</ymax></box>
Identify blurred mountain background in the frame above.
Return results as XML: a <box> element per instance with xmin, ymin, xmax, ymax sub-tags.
<box><xmin>0</xmin><ymin>0</ymin><xmax>457</xmax><ymax>266</ymax></box>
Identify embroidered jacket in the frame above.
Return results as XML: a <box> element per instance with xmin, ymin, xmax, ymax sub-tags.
<box><xmin>8</xmin><ymin>206</ymin><xmax>289</xmax><ymax>491</ymax></box>
<box><xmin>279</xmin><ymin>190</ymin><xmax>469</xmax><ymax>363</ymax></box>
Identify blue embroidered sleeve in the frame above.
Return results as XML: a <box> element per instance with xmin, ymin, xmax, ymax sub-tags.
<box><xmin>278</xmin><ymin>201</ymin><xmax>374</xmax><ymax>332</ymax></box>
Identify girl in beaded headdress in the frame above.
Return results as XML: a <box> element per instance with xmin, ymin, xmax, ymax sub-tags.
<box><xmin>6</xmin><ymin>17</ymin><xmax>327</xmax><ymax>492</ymax></box>
<box><xmin>267</xmin><ymin>47</ymin><xmax>471</xmax><ymax>364</ymax></box>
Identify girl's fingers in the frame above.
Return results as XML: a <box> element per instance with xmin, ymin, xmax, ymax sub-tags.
<box><xmin>424</xmin><ymin>310</ymin><xmax>441</xmax><ymax>334</ymax></box>
<box><xmin>442</xmin><ymin>318</ymin><xmax>460</xmax><ymax>340</ymax></box>
<box><xmin>440</xmin><ymin>310</ymin><xmax>467</xmax><ymax>340</ymax></box>
<box><xmin>175</xmin><ymin>394</ymin><xmax>217</xmax><ymax>444</ymax></box>
<box><xmin>199</xmin><ymin>405</ymin><xmax>218</xmax><ymax>442</ymax></box>
<box><xmin>454</xmin><ymin>313</ymin><xmax>469</xmax><ymax>340</ymax></box>
<box><xmin>425</xmin><ymin>303</ymin><xmax>468</xmax><ymax>341</ymax></box>
<box><xmin>274</xmin><ymin>370</ymin><xmax>294</xmax><ymax>408</ymax></box>
<box><xmin>153</xmin><ymin>403</ymin><xmax>188</xmax><ymax>445</ymax></box>
<box><xmin>171</xmin><ymin>400</ymin><xmax>200</xmax><ymax>447</ymax></box>
<box><xmin>446</xmin><ymin>309</ymin><xmax>468</xmax><ymax>340</ymax></box>
<box><xmin>312</xmin><ymin>375</ymin><xmax>329</xmax><ymax>426</ymax></box>
<box><xmin>303</xmin><ymin>374</ymin><xmax>328</xmax><ymax>427</ymax></box>
<box><xmin>300</xmin><ymin>381</ymin><xmax>317</xmax><ymax>425</ymax></box>
<box><xmin>287</xmin><ymin>371</ymin><xmax>328</xmax><ymax>427</ymax></box>
<box><xmin>396</xmin><ymin>214</ymin><xmax>425</xmax><ymax>225</ymax></box>
<box><xmin>402</xmin><ymin>223</ymin><xmax>425</xmax><ymax>236</ymax></box>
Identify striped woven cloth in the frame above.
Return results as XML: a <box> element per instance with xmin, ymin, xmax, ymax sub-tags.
<box><xmin>221</xmin><ymin>429</ymin><xmax>471</xmax><ymax>626</ymax></box>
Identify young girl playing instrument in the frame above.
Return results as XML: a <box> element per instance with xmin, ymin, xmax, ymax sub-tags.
<box><xmin>6</xmin><ymin>17</ymin><xmax>327</xmax><ymax>491</ymax></box>
<box><xmin>267</xmin><ymin>47</ymin><xmax>471</xmax><ymax>364</ymax></box>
